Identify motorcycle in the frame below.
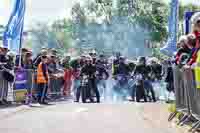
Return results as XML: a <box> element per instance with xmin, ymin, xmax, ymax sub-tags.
<box><xmin>134</xmin><ymin>74</ymin><xmax>147</xmax><ymax>102</ymax></box>
<box><xmin>113</xmin><ymin>74</ymin><xmax>131</xmax><ymax>101</ymax></box>
<box><xmin>79</xmin><ymin>74</ymin><xmax>90</xmax><ymax>103</ymax></box>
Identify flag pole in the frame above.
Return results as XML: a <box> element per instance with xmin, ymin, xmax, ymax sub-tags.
<box><xmin>18</xmin><ymin>0</ymin><xmax>26</xmax><ymax>68</ymax></box>
<box><xmin>18</xmin><ymin>23</ymin><xmax>24</xmax><ymax>68</ymax></box>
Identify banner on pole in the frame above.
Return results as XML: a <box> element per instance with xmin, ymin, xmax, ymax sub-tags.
<box><xmin>3</xmin><ymin>0</ymin><xmax>26</xmax><ymax>53</ymax></box>
<box><xmin>160</xmin><ymin>0</ymin><xmax>178</xmax><ymax>56</ymax></box>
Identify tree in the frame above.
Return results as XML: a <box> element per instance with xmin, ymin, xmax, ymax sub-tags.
<box><xmin>28</xmin><ymin>21</ymin><xmax>73</xmax><ymax>55</ymax></box>
<box><xmin>179</xmin><ymin>3</ymin><xmax>200</xmax><ymax>21</ymax></box>
<box><xmin>128</xmin><ymin>0</ymin><xmax>168</xmax><ymax>42</ymax></box>
<box><xmin>69</xmin><ymin>0</ymin><xmax>170</xmax><ymax>57</ymax></box>
<box><xmin>178</xmin><ymin>3</ymin><xmax>200</xmax><ymax>36</ymax></box>
<box><xmin>51</xmin><ymin>19</ymin><xmax>73</xmax><ymax>49</ymax></box>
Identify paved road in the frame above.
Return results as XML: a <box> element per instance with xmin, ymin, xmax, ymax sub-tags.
<box><xmin>0</xmin><ymin>102</ymin><xmax>183</xmax><ymax>133</ymax></box>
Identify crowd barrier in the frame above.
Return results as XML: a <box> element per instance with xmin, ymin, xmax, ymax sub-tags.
<box><xmin>0</xmin><ymin>69</ymin><xmax>64</xmax><ymax>103</ymax></box>
<box><xmin>169</xmin><ymin>66</ymin><xmax>200</xmax><ymax>132</ymax></box>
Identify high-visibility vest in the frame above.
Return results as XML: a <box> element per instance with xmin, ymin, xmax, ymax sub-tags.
<box><xmin>37</xmin><ymin>62</ymin><xmax>49</xmax><ymax>84</ymax></box>
<box><xmin>194</xmin><ymin>50</ymin><xmax>200</xmax><ymax>89</ymax></box>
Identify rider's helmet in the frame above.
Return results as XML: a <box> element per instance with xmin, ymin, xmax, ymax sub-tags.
<box><xmin>115</xmin><ymin>52</ymin><xmax>121</xmax><ymax>59</ymax></box>
<box><xmin>99</xmin><ymin>54</ymin><xmax>105</xmax><ymax>62</ymax></box>
<box><xmin>89</xmin><ymin>49</ymin><xmax>97</xmax><ymax>57</ymax></box>
<box><xmin>85</xmin><ymin>55</ymin><xmax>92</xmax><ymax>65</ymax></box>
<box><xmin>138</xmin><ymin>56</ymin><xmax>146</xmax><ymax>65</ymax></box>
<box><xmin>119</xmin><ymin>56</ymin><xmax>126</xmax><ymax>63</ymax></box>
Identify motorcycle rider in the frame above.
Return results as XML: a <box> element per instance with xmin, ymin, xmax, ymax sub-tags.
<box><xmin>113</xmin><ymin>56</ymin><xmax>131</xmax><ymax>99</ymax></box>
<box><xmin>71</xmin><ymin>57</ymin><xmax>82</xmax><ymax>102</ymax></box>
<box><xmin>78</xmin><ymin>56</ymin><xmax>101</xmax><ymax>103</ymax></box>
<box><xmin>150</xmin><ymin>60</ymin><xmax>162</xmax><ymax>81</ymax></box>
<box><xmin>112</xmin><ymin>52</ymin><xmax>121</xmax><ymax>75</ymax></box>
<box><xmin>113</xmin><ymin>56</ymin><xmax>130</xmax><ymax>76</ymax></box>
<box><xmin>134</xmin><ymin>57</ymin><xmax>156</xmax><ymax>102</ymax></box>
<box><xmin>96</xmin><ymin>57</ymin><xmax>109</xmax><ymax>99</ymax></box>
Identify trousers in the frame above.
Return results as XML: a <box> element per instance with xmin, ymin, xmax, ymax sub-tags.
<box><xmin>37</xmin><ymin>83</ymin><xmax>48</xmax><ymax>102</ymax></box>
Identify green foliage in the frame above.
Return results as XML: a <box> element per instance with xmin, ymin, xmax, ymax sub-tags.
<box><xmin>179</xmin><ymin>3</ymin><xmax>200</xmax><ymax>21</ymax></box>
<box><xmin>29</xmin><ymin>20</ymin><xmax>73</xmax><ymax>54</ymax></box>
<box><xmin>128</xmin><ymin>0</ymin><xmax>168</xmax><ymax>42</ymax></box>
<box><xmin>70</xmin><ymin>0</ymin><xmax>168</xmax><ymax>44</ymax></box>
<box><xmin>51</xmin><ymin>19</ymin><xmax>73</xmax><ymax>49</ymax></box>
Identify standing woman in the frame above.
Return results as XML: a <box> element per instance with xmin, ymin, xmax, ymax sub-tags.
<box><xmin>63</xmin><ymin>55</ymin><xmax>73</xmax><ymax>97</ymax></box>
<box><xmin>188</xmin><ymin>13</ymin><xmax>200</xmax><ymax>89</ymax></box>
<box><xmin>187</xmin><ymin>12</ymin><xmax>200</xmax><ymax>65</ymax></box>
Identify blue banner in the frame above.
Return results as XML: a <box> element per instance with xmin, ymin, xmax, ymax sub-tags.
<box><xmin>3</xmin><ymin>0</ymin><xmax>26</xmax><ymax>53</ymax></box>
<box><xmin>161</xmin><ymin>0</ymin><xmax>178</xmax><ymax>56</ymax></box>
<box><xmin>184</xmin><ymin>11</ymin><xmax>200</xmax><ymax>35</ymax></box>
<box><xmin>14</xmin><ymin>69</ymin><xmax>27</xmax><ymax>90</ymax></box>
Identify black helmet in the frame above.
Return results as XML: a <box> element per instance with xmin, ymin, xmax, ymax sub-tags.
<box><xmin>119</xmin><ymin>56</ymin><xmax>126</xmax><ymax>63</ymax></box>
<box><xmin>99</xmin><ymin>54</ymin><xmax>104</xmax><ymax>58</ymax></box>
<box><xmin>138</xmin><ymin>56</ymin><xmax>146</xmax><ymax>63</ymax></box>
<box><xmin>116</xmin><ymin>52</ymin><xmax>121</xmax><ymax>58</ymax></box>
<box><xmin>119</xmin><ymin>56</ymin><xmax>125</xmax><ymax>60</ymax></box>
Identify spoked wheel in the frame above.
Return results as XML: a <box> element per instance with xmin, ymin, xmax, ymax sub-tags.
<box><xmin>136</xmin><ymin>85</ymin><xmax>147</xmax><ymax>102</ymax></box>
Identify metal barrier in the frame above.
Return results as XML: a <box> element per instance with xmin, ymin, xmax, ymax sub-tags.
<box><xmin>0</xmin><ymin>69</ymin><xmax>64</xmax><ymax>104</ymax></box>
<box><xmin>169</xmin><ymin>67</ymin><xmax>200</xmax><ymax>132</ymax></box>
<box><xmin>174</xmin><ymin>66</ymin><xmax>188</xmax><ymax>112</ymax></box>
<box><xmin>184</xmin><ymin>68</ymin><xmax>200</xmax><ymax>132</ymax></box>
<box><xmin>49</xmin><ymin>77</ymin><xmax>64</xmax><ymax>97</ymax></box>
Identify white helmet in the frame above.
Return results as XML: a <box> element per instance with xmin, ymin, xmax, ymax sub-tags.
<box><xmin>191</xmin><ymin>12</ymin><xmax>200</xmax><ymax>25</ymax></box>
<box><xmin>7</xmin><ymin>51</ymin><xmax>16</xmax><ymax>57</ymax></box>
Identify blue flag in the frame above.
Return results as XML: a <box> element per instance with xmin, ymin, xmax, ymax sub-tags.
<box><xmin>3</xmin><ymin>0</ymin><xmax>26</xmax><ymax>53</ymax></box>
<box><xmin>160</xmin><ymin>0</ymin><xmax>178</xmax><ymax>56</ymax></box>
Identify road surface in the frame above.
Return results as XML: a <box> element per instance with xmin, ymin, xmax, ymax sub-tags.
<box><xmin>0</xmin><ymin>102</ymin><xmax>184</xmax><ymax>133</ymax></box>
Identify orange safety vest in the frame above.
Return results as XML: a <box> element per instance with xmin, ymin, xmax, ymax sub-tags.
<box><xmin>37</xmin><ymin>62</ymin><xmax>49</xmax><ymax>84</ymax></box>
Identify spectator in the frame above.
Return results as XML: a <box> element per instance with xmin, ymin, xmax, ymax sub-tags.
<box><xmin>0</xmin><ymin>46</ymin><xmax>10</xmax><ymax>105</ymax></box>
<box><xmin>187</xmin><ymin>13</ymin><xmax>200</xmax><ymax>65</ymax></box>
<box><xmin>23</xmin><ymin>50</ymin><xmax>34</xmax><ymax>69</ymax></box>
<box><xmin>175</xmin><ymin>35</ymin><xmax>191</xmax><ymax>67</ymax></box>
<box><xmin>15</xmin><ymin>48</ymin><xmax>29</xmax><ymax>68</ymax></box>
<box><xmin>62</xmin><ymin>55</ymin><xmax>73</xmax><ymax>96</ymax></box>
<box><xmin>33</xmin><ymin>49</ymin><xmax>48</xmax><ymax>67</ymax></box>
<box><xmin>36</xmin><ymin>54</ymin><xmax>49</xmax><ymax>104</ymax></box>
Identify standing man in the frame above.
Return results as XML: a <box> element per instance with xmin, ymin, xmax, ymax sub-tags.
<box><xmin>0</xmin><ymin>46</ymin><xmax>10</xmax><ymax>105</ymax></box>
<box><xmin>33</xmin><ymin>49</ymin><xmax>48</xmax><ymax>68</ymax></box>
<box><xmin>37</xmin><ymin>54</ymin><xmax>49</xmax><ymax>104</ymax></box>
<box><xmin>88</xmin><ymin>55</ymin><xmax>101</xmax><ymax>103</ymax></box>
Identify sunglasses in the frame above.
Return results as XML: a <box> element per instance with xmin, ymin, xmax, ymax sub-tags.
<box><xmin>197</xmin><ymin>20</ymin><xmax>200</xmax><ymax>24</ymax></box>
<box><xmin>51</xmin><ymin>56</ymin><xmax>56</xmax><ymax>58</ymax></box>
<box><xmin>42</xmin><ymin>56</ymin><xmax>47</xmax><ymax>59</ymax></box>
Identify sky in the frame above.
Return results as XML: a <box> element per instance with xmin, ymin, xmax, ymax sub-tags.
<box><xmin>0</xmin><ymin>0</ymin><xmax>200</xmax><ymax>29</ymax></box>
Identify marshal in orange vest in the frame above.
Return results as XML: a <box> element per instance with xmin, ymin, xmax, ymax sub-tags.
<box><xmin>37</xmin><ymin>62</ymin><xmax>49</xmax><ymax>84</ymax></box>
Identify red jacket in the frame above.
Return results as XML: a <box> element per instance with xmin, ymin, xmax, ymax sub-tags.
<box><xmin>64</xmin><ymin>68</ymin><xmax>73</xmax><ymax>81</ymax></box>
<box><xmin>187</xmin><ymin>31</ymin><xmax>200</xmax><ymax>65</ymax></box>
